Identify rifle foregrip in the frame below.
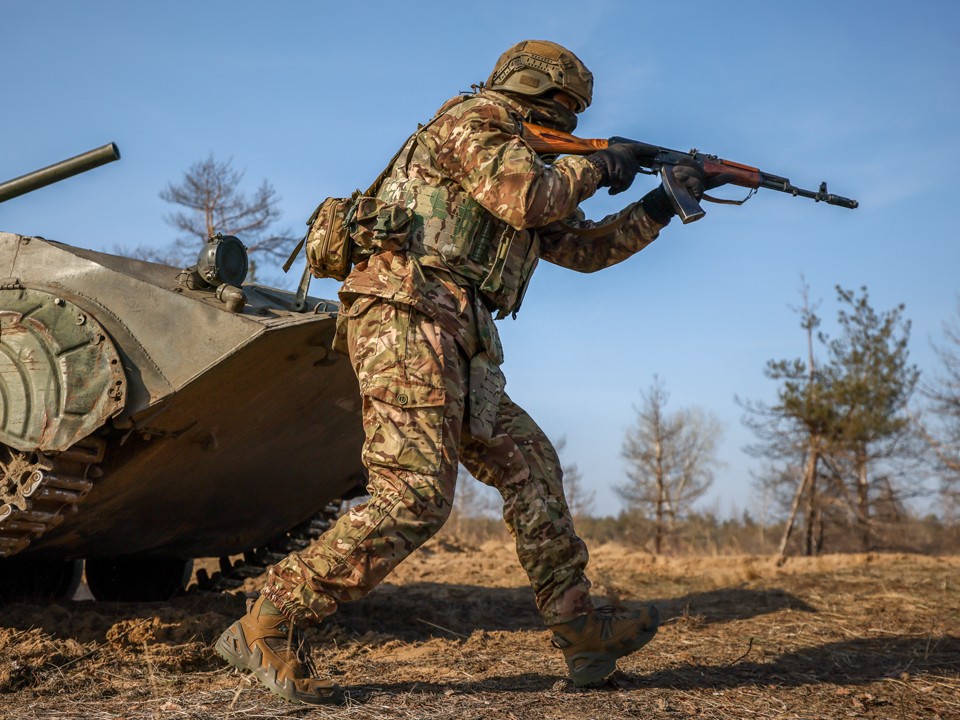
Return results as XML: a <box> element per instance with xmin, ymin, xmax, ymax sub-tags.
<box><xmin>661</xmin><ymin>166</ymin><xmax>706</xmax><ymax>224</ymax></box>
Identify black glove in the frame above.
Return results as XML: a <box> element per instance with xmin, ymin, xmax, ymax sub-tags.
<box><xmin>587</xmin><ymin>144</ymin><xmax>641</xmax><ymax>195</ymax></box>
<box><xmin>671</xmin><ymin>160</ymin><xmax>706</xmax><ymax>200</ymax></box>
<box><xmin>640</xmin><ymin>160</ymin><xmax>707</xmax><ymax>225</ymax></box>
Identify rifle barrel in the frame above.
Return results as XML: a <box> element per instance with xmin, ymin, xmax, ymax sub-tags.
<box><xmin>759</xmin><ymin>174</ymin><xmax>858</xmax><ymax>209</ymax></box>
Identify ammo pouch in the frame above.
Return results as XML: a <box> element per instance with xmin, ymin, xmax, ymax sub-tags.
<box><xmin>479</xmin><ymin>228</ymin><xmax>540</xmax><ymax>319</ymax></box>
<box><xmin>284</xmin><ymin>132</ymin><xmax>416</xmax><ymax>284</ymax></box>
<box><xmin>352</xmin><ymin>196</ymin><xmax>416</xmax><ymax>255</ymax></box>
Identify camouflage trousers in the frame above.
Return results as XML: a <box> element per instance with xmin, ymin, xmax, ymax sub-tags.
<box><xmin>262</xmin><ymin>295</ymin><xmax>592</xmax><ymax>626</ymax></box>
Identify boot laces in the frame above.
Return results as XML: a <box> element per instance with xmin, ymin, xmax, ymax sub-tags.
<box><xmin>595</xmin><ymin>605</ymin><xmax>620</xmax><ymax>639</ymax></box>
<box><xmin>263</xmin><ymin>622</ymin><xmax>317</xmax><ymax>677</ymax></box>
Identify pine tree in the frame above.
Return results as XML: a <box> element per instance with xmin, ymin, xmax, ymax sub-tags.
<box><xmin>744</xmin><ymin>283</ymin><xmax>920</xmax><ymax>555</ymax></box>
<box><xmin>741</xmin><ymin>284</ymin><xmax>838</xmax><ymax>558</ymax></box>
<box><xmin>823</xmin><ymin>286</ymin><xmax>919</xmax><ymax>550</ymax></box>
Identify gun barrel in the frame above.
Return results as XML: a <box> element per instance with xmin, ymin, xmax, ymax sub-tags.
<box><xmin>0</xmin><ymin>143</ymin><xmax>121</xmax><ymax>204</ymax></box>
<box><xmin>759</xmin><ymin>174</ymin><xmax>858</xmax><ymax>209</ymax></box>
<box><xmin>785</xmin><ymin>184</ymin><xmax>859</xmax><ymax>209</ymax></box>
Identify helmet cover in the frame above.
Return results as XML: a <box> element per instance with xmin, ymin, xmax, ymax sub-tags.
<box><xmin>487</xmin><ymin>40</ymin><xmax>593</xmax><ymax>112</ymax></box>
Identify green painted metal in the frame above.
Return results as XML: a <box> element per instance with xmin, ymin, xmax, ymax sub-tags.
<box><xmin>0</xmin><ymin>287</ymin><xmax>126</xmax><ymax>452</ymax></box>
<box><xmin>0</xmin><ymin>233</ymin><xmax>365</xmax><ymax>564</ymax></box>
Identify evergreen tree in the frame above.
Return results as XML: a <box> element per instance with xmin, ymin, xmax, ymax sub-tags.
<box><xmin>744</xmin><ymin>283</ymin><xmax>920</xmax><ymax>555</ymax></box>
<box><xmin>741</xmin><ymin>285</ymin><xmax>837</xmax><ymax>558</ymax></box>
<box><xmin>823</xmin><ymin>286</ymin><xmax>920</xmax><ymax>550</ymax></box>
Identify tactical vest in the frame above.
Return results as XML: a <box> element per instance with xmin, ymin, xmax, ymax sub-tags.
<box><xmin>374</xmin><ymin>99</ymin><xmax>540</xmax><ymax>318</ymax></box>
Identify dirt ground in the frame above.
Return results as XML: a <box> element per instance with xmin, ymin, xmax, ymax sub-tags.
<box><xmin>1</xmin><ymin>541</ymin><xmax>958</xmax><ymax>720</ymax></box>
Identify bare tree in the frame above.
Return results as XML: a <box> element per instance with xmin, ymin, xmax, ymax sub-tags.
<box><xmin>618</xmin><ymin>378</ymin><xmax>723</xmax><ymax>554</ymax></box>
<box><xmin>923</xmin><ymin>298</ymin><xmax>960</xmax><ymax>515</ymax></box>
<box><xmin>129</xmin><ymin>155</ymin><xmax>293</xmax><ymax>281</ymax></box>
<box><xmin>555</xmin><ymin>437</ymin><xmax>595</xmax><ymax>522</ymax></box>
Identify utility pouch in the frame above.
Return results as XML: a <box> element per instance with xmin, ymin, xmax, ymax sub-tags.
<box><xmin>301</xmin><ymin>192</ymin><xmax>361</xmax><ymax>281</ymax></box>
<box><xmin>473</xmin><ymin>293</ymin><xmax>504</xmax><ymax>365</ymax></box>
<box><xmin>352</xmin><ymin>196</ymin><xmax>416</xmax><ymax>254</ymax></box>
<box><xmin>468</xmin><ymin>352</ymin><xmax>506</xmax><ymax>444</ymax></box>
<box><xmin>479</xmin><ymin>228</ymin><xmax>540</xmax><ymax>318</ymax></box>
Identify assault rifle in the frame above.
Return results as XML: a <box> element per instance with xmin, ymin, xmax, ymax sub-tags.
<box><xmin>521</xmin><ymin>123</ymin><xmax>858</xmax><ymax>224</ymax></box>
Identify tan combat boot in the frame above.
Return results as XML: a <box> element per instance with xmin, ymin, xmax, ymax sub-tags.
<box><xmin>549</xmin><ymin>604</ymin><xmax>660</xmax><ymax>687</ymax></box>
<box><xmin>215</xmin><ymin>595</ymin><xmax>342</xmax><ymax>705</ymax></box>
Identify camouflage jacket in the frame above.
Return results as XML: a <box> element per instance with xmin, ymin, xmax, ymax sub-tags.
<box><xmin>340</xmin><ymin>90</ymin><xmax>666</xmax><ymax>345</ymax></box>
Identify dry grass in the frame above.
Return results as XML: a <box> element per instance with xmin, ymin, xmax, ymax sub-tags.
<box><xmin>1</xmin><ymin>543</ymin><xmax>958</xmax><ymax>719</ymax></box>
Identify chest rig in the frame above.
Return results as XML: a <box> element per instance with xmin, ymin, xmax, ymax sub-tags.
<box><xmin>376</xmin><ymin>96</ymin><xmax>540</xmax><ymax>318</ymax></box>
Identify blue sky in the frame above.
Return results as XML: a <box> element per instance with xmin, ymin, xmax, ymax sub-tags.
<box><xmin>4</xmin><ymin>1</ymin><xmax>958</xmax><ymax>517</ymax></box>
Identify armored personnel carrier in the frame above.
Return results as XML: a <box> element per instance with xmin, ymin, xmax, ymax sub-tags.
<box><xmin>0</xmin><ymin>145</ymin><xmax>366</xmax><ymax>601</ymax></box>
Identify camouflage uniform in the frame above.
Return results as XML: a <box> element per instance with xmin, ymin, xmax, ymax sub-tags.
<box><xmin>262</xmin><ymin>88</ymin><xmax>665</xmax><ymax>627</ymax></box>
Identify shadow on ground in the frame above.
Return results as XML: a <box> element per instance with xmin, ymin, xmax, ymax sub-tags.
<box><xmin>631</xmin><ymin>635</ymin><xmax>960</xmax><ymax>688</ymax></box>
<box><xmin>333</xmin><ymin>635</ymin><xmax>960</xmax><ymax>701</ymax></box>
<box><xmin>1</xmin><ymin>580</ymin><xmax>814</xmax><ymax>644</ymax></box>
<box><xmin>333</xmin><ymin>581</ymin><xmax>815</xmax><ymax>641</ymax></box>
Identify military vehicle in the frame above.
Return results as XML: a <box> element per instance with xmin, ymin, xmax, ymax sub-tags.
<box><xmin>0</xmin><ymin>145</ymin><xmax>366</xmax><ymax>601</ymax></box>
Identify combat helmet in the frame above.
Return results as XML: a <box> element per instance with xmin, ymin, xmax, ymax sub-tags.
<box><xmin>487</xmin><ymin>40</ymin><xmax>593</xmax><ymax>113</ymax></box>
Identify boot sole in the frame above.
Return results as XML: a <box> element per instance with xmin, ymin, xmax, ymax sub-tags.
<box><xmin>216</xmin><ymin>621</ymin><xmax>343</xmax><ymax>705</ymax></box>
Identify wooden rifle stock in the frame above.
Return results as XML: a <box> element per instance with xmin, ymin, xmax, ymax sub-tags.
<box><xmin>521</xmin><ymin>123</ymin><xmax>608</xmax><ymax>155</ymax></box>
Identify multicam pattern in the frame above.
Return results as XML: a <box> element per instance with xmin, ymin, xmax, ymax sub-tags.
<box><xmin>458</xmin><ymin>396</ymin><xmax>594</xmax><ymax>624</ymax></box>
<box><xmin>263</xmin><ymin>291</ymin><xmax>591</xmax><ymax>625</ymax></box>
<box><xmin>342</xmin><ymin>89</ymin><xmax>663</xmax><ymax>317</ymax></box>
<box><xmin>262</xmin><ymin>88</ymin><xmax>666</xmax><ymax>628</ymax></box>
<box><xmin>264</xmin><ymin>295</ymin><xmax>465</xmax><ymax>623</ymax></box>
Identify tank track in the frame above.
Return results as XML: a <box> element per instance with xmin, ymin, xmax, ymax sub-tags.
<box><xmin>194</xmin><ymin>501</ymin><xmax>343</xmax><ymax>592</ymax></box>
<box><xmin>0</xmin><ymin>438</ymin><xmax>104</xmax><ymax>559</ymax></box>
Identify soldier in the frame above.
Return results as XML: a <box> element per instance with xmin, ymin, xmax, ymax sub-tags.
<box><xmin>216</xmin><ymin>40</ymin><xmax>707</xmax><ymax>704</ymax></box>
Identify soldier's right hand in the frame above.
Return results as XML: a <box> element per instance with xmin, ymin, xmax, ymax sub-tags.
<box><xmin>587</xmin><ymin>144</ymin><xmax>641</xmax><ymax>195</ymax></box>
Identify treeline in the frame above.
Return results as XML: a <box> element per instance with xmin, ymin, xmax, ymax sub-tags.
<box><xmin>612</xmin><ymin>283</ymin><xmax>960</xmax><ymax>559</ymax></box>
<box><xmin>441</xmin><ymin>509</ymin><xmax>960</xmax><ymax>557</ymax></box>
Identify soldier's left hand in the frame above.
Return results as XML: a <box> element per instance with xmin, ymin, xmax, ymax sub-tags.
<box><xmin>669</xmin><ymin>160</ymin><xmax>706</xmax><ymax>200</ymax></box>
